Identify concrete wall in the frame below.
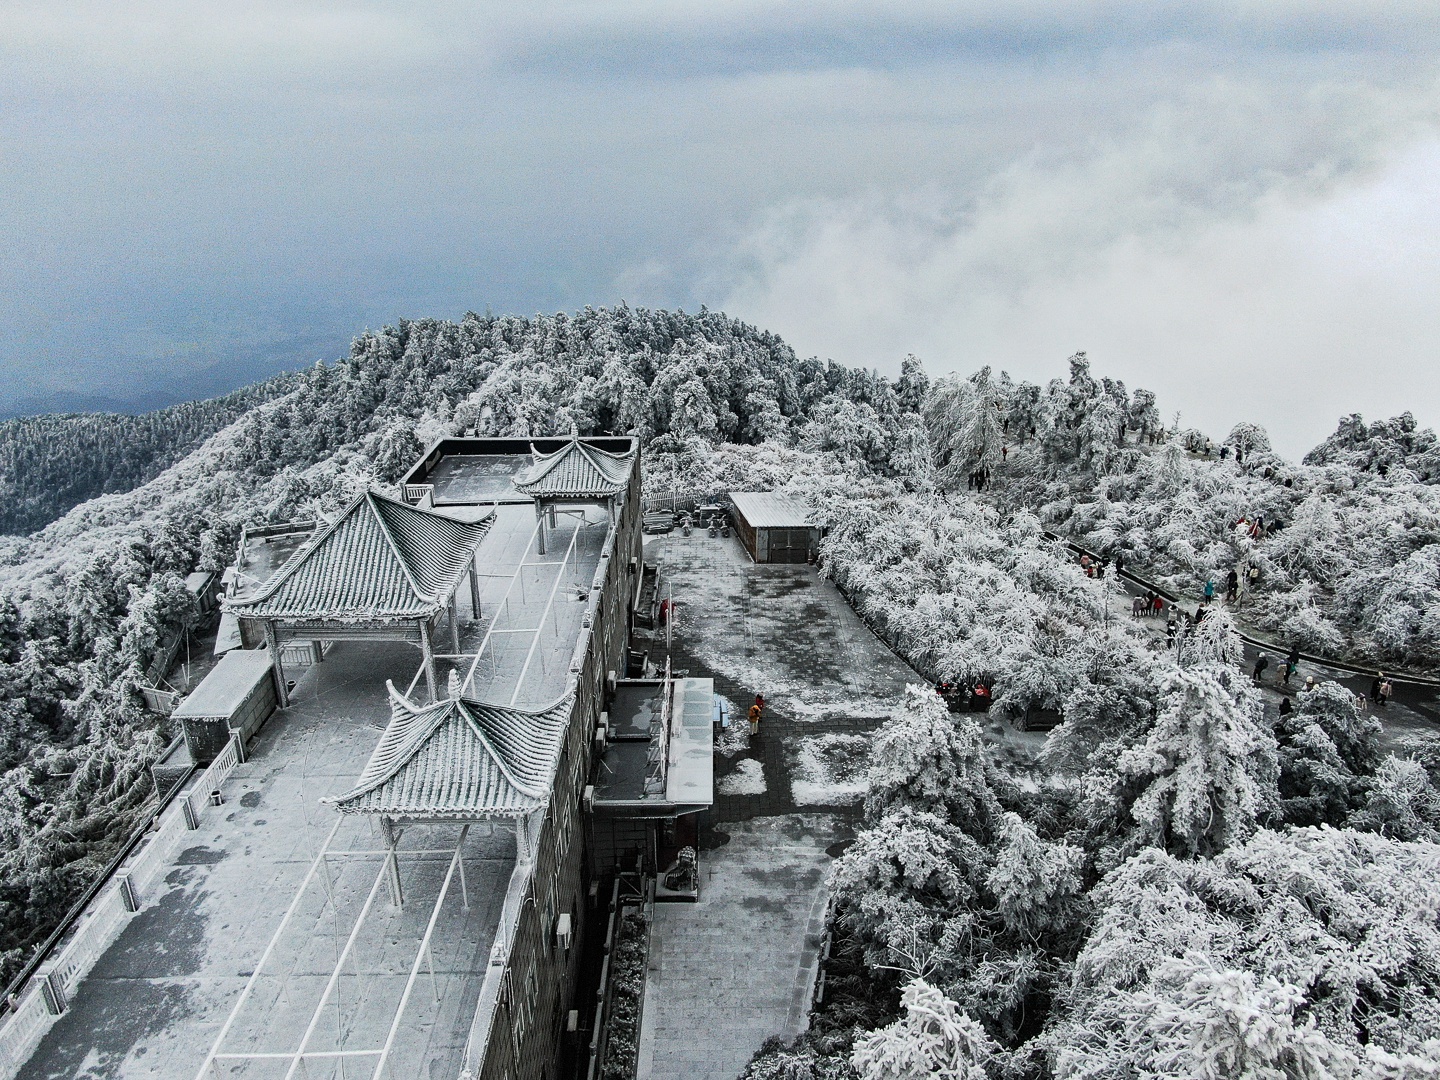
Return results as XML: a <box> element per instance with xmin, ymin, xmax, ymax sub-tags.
<box><xmin>589</xmin><ymin>816</ymin><xmax>654</xmax><ymax>875</ymax></box>
<box><xmin>469</xmin><ymin>458</ymin><xmax>642</xmax><ymax>1080</ymax></box>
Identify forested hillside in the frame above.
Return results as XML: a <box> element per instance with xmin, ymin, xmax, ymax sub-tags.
<box><xmin>0</xmin><ymin>380</ymin><xmax>299</xmax><ymax>536</ymax></box>
<box><xmin>1</xmin><ymin>308</ymin><xmax>1438</xmax><ymax>1077</ymax></box>
<box><xmin>0</xmin><ymin>306</ymin><xmax>920</xmax><ymax>988</ymax></box>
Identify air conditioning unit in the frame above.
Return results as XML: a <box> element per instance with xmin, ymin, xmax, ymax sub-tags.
<box><xmin>556</xmin><ymin>912</ymin><xmax>573</xmax><ymax>951</ymax></box>
<box><xmin>582</xmin><ymin>785</ymin><xmax>595</xmax><ymax>812</ymax></box>
<box><xmin>567</xmin><ymin>1009</ymin><xmax>580</xmax><ymax>1033</ymax></box>
<box><xmin>594</xmin><ymin>724</ymin><xmax>608</xmax><ymax>751</ymax></box>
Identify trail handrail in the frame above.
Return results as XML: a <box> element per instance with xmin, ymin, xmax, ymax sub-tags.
<box><xmin>1044</xmin><ymin>531</ymin><xmax>1440</xmax><ymax>688</ymax></box>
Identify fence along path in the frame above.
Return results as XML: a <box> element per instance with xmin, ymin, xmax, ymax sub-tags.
<box><xmin>1047</xmin><ymin>531</ymin><xmax>1440</xmax><ymax>689</ymax></box>
<box><xmin>0</xmin><ymin>736</ymin><xmax>243</xmax><ymax>1079</ymax></box>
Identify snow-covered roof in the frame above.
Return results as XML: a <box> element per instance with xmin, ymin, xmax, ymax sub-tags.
<box><xmin>729</xmin><ymin>491</ymin><xmax>814</xmax><ymax>530</ymax></box>
<box><xmin>511</xmin><ymin>436</ymin><xmax>635</xmax><ymax>500</ymax></box>
<box><xmin>324</xmin><ymin>684</ymin><xmax>572</xmax><ymax>819</ymax></box>
<box><xmin>173</xmin><ymin>649</ymin><xmax>273</xmax><ymax>719</ymax></box>
<box><xmin>225</xmin><ymin>490</ymin><xmax>492</xmax><ymax>622</ymax></box>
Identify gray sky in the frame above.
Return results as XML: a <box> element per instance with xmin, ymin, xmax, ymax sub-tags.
<box><xmin>3</xmin><ymin>2</ymin><xmax>1439</xmax><ymax>455</ymax></box>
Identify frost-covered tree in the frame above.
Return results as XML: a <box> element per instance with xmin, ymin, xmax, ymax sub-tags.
<box><xmin>866</xmin><ymin>685</ymin><xmax>1002</xmax><ymax>835</ymax></box>
<box><xmin>1348</xmin><ymin>756</ymin><xmax>1440</xmax><ymax>842</ymax></box>
<box><xmin>1052</xmin><ymin>828</ymin><xmax>1440</xmax><ymax>1069</ymax></box>
<box><xmin>1306</xmin><ymin>410</ymin><xmax>1440</xmax><ymax>482</ymax></box>
<box><xmin>852</xmin><ymin>980</ymin><xmax>998</xmax><ymax>1080</ymax></box>
<box><xmin>1052</xmin><ymin>953</ymin><xmax>1357</xmax><ymax>1079</ymax></box>
<box><xmin>1127</xmin><ymin>388</ymin><xmax>1161</xmax><ymax>444</ymax></box>
<box><xmin>1226</xmin><ymin>422</ymin><xmax>1272</xmax><ymax>457</ymax></box>
<box><xmin>829</xmin><ymin>806</ymin><xmax>987</xmax><ymax>976</ymax></box>
<box><xmin>985</xmin><ymin>812</ymin><xmax>1084</xmax><ymax>941</ymax></box>
<box><xmin>117</xmin><ymin>573</ymin><xmax>198</xmax><ymax>678</ymax></box>
<box><xmin>1180</xmin><ymin>606</ymin><xmax>1244</xmax><ymax>669</ymax></box>
<box><xmin>1118</xmin><ymin>663</ymin><xmax>1276</xmax><ymax>856</ymax></box>
<box><xmin>1274</xmin><ymin>682</ymin><xmax>1380</xmax><ymax>828</ymax></box>
<box><xmin>893</xmin><ymin>355</ymin><xmax>930</xmax><ymax>415</ymax></box>
<box><xmin>923</xmin><ymin>368</ymin><xmax>1004</xmax><ymax>483</ymax></box>
<box><xmin>801</xmin><ymin>397</ymin><xmax>889</xmax><ymax>472</ymax></box>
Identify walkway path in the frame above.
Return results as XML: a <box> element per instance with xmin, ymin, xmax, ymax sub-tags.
<box><xmin>1058</xmin><ymin>538</ymin><xmax>1440</xmax><ymax>755</ymax></box>
<box><xmin>634</xmin><ymin>532</ymin><xmax>919</xmax><ymax>1080</ymax></box>
<box><xmin>635</xmin><ymin>816</ymin><xmax>839</xmax><ymax>1080</ymax></box>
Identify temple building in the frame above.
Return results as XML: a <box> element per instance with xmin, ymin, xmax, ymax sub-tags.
<box><xmin>1</xmin><ymin>435</ymin><xmax>714</xmax><ymax>1080</ymax></box>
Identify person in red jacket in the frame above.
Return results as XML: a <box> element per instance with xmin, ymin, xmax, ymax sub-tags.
<box><xmin>971</xmin><ymin>682</ymin><xmax>991</xmax><ymax>712</ymax></box>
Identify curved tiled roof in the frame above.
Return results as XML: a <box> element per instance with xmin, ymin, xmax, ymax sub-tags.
<box><xmin>225</xmin><ymin>490</ymin><xmax>492</xmax><ymax>621</ymax></box>
<box><xmin>324</xmin><ymin>683</ymin><xmax>572</xmax><ymax>819</ymax></box>
<box><xmin>511</xmin><ymin>436</ymin><xmax>634</xmax><ymax>500</ymax></box>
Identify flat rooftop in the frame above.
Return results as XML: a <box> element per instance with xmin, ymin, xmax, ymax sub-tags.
<box><xmin>230</xmin><ymin>524</ymin><xmax>315</xmax><ymax>604</ymax></box>
<box><xmin>593</xmin><ymin>678</ymin><xmax>714</xmax><ymax>812</ymax></box>
<box><xmin>172</xmin><ymin>648</ymin><xmax>271</xmax><ymax>719</ymax></box>
<box><xmin>18</xmin><ymin>641</ymin><xmax>516</xmax><ymax>1080</ymax></box>
<box><xmin>423</xmin><ymin>454</ymin><xmax>534</xmax><ymax>504</ymax></box>
<box><xmin>437</xmin><ymin>501</ymin><xmax>610</xmax><ymax>710</ymax></box>
<box><xmin>402</xmin><ymin>436</ymin><xmax>638</xmax><ymax>507</ymax></box>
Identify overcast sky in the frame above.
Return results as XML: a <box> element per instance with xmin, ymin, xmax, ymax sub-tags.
<box><xmin>3</xmin><ymin>2</ymin><xmax>1439</xmax><ymax>455</ymax></box>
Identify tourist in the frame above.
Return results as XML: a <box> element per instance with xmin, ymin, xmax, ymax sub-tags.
<box><xmin>1253</xmin><ymin>653</ymin><xmax>1269</xmax><ymax>683</ymax></box>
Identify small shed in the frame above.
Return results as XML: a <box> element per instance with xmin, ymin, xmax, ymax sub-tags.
<box><xmin>185</xmin><ymin>571</ymin><xmax>220</xmax><ymax>613</ymax></box>
<box><xmin>173</xmin><ymin>649</ymin><xmax>276</xmax><ymax>763</ymax></box>
<box><xmin>728</xmin><ymin>491</ymin><xmax>818</xmax><ymax>564</ymax></box>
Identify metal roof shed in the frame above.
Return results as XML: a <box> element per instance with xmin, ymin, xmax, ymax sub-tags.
<box><xmin>728</xmin><ymin>491</ymin><xmax>818</xmax><ymax>564</ymax></box>
<box><xmin>173</xmin><ymin>648</ymin><xmax>276</xmax><ymax>763</ymax></box>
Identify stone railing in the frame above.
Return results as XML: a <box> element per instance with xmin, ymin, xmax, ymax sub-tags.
<box><xmin>0</xmin><ymin>735</ymin><xmax>243</xmax><ymax>1078</ymax></box>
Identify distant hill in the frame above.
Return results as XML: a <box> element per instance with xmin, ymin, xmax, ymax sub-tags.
<box><xmin>0</xmin><ymin>378</ymin><xmax>296</xmax><ymax>535</ymax></box>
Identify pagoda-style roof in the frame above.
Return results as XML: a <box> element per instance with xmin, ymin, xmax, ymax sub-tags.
<box><xmin>324</xmin><ymin>684</ymin><xmax>572</xmax><ymax>819</ymax></box>
<box><xmin>225</xmin><ymin>490</ymin><xmax>492</xmax><ymax>622</ymax></box>
<box><xmin>511</xmin><ymin>436</ymin><xmax>635</xmax><ymax>500</ymax></box>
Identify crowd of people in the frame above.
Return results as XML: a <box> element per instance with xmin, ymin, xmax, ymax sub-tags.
<box><xmin>934</xmin><ymin>679</ymin><xmax>993</xmax><ymax>713</ymax></box>
<box><xmin>1108</xmin><ymin>549</ymin><xmax>1406</xmax><ymax>723</ymax></box>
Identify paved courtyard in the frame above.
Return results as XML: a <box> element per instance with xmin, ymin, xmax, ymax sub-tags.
<box><xmin>636</xmin><ymin>816</ymin><xmax>841</xmax><ymax>1080</ymax></box>
<box><xmin>635</xmin><ymin>532</ymin><xmax>921</xmax><ymax>1080</ymax></box>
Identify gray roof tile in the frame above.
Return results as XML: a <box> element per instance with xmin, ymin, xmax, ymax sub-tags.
<box><xmin>224</xmin><ymin>490</ymin><xmax>492</xmax><ymax>621</ymax></box>
<box><xmin>324</xmin><ymin>685</ymin><xmax>572</xmax><ymax>819</ymax></box>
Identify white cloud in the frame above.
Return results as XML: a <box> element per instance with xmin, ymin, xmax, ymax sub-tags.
<box><xmin>4</xmin><ymin>1</ymin><xmax>1440</xmax><ymax>424</ymax></box>
<box><xmin>716</xmin><ymin>80</ymin><xmax>1440</xmax><ymax>457</ymax></box>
